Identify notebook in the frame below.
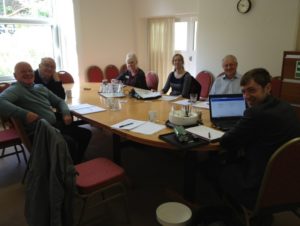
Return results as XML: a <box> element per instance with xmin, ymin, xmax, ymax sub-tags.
<box><xmin>209</xmin><ymin>94</ymin><xmax>246</xmax><ymax>131</ymax></box>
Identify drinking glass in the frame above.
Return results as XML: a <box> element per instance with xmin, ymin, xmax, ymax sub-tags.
<box><xmin>190</xmin><ymin>93</ymin><xmax>197</xmax><ymax>103</ymax></box>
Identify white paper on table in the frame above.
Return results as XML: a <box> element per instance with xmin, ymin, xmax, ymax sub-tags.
<box><xmin>186</xmin><ymin>125</ymin><xmax>224</xmax><ymax>142</ymax></box>
<box><xmin>98</xmin><ymin>92</ymin><xmax>125</xmax><ymax>98</ymax></box>
<box><xmin>173</xmin><ymin>99</ymin><xmax>190</xmax><ymax>105</ymax></box>
<box><xmin>159</xmin><ymin>95</ymin><xmax>180</xmax><ymax>101</ymax></box>
<box><xmin>68</xmin><ymin>103</ymin><xmax>106</xmax><ymax>114</ymax></box>
<box><xmin>193</xmin><ymin>101</ymin><xmax>210</xmax><ymax>109</ymax></box>
<box><xmin>131</xmin><ymin>122</ymin><xmax>166</xmax><ymax>135</ymax></box>
<box><xmin>111</xmin><ymin>119</ymin><xmax>146</xmax><ymax>130</ymax></box>
<box><xmin>134</xmin><ymin>88</ymin><xmax>161</xmax><ymax>99</ymax></box>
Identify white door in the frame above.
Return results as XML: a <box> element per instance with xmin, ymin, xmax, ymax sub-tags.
<box><xmin>174</xmin><ymin>17</ymin><xmax>198</xmax><ymax>77</ymax></box>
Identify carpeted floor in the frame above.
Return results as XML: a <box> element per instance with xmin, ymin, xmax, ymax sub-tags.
<box><xmin>0</xmin><ymin>125</ymin><xmax>299</xmax><ymax>226</ymax></box>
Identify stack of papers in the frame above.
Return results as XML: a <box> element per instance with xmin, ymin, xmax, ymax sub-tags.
<box><xmin>111</xmin><ymin>118</ymin><xmax>166</xmax><ymax>135</ymax></box>
<box><xmin>134</xmin><ymin>88</ymin><xmax>161</xmax><ymax>99</ymax></box>
<box><xmin>186</xmin><ymin>125</ymin><xmax>224</xmax><ymax>142</ymax></box>
<box><xmin>68</xmin><ymin>103</ymin><xmax>106</xmax><ymax>115</ymax></box>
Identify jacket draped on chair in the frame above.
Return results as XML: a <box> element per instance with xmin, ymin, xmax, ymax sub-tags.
<box><xmin>25</xmin><ymin>119</ymin><xmax>76</xmax><ymax>226</ymax></box>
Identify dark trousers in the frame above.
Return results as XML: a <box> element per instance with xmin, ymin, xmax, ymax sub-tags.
<box><xmin>55</xmin><ymin>123</ymin><xmax>92</xmax><ymax>164</ymax></box>
<box><xmin>185</xmin><ymin>150</ymin><xmax>258</xmax><ymax>210</ymax></box>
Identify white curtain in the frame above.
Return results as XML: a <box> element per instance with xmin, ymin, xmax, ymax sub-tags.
<box><xmin>54</xmin><ymin>0</ymin><xmax>78</xmax><ymax>83</ymax></box>
<box><xmin>148</xmin><ymin>18</ymin><xmax>174</xmax><ymax>90</ymax></box>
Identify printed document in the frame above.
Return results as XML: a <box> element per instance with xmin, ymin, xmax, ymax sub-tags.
<box><xmin>186</xmin><ymin>125</ymin><xmax>224</xmax><ymax>142</ymax></box>
<box><xmin>68</xmin><ymin>103</ymin><xmax>106</xmax><ymax>115</ymax></box>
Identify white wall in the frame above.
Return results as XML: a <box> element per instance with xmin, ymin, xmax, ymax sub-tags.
<box><xmin>196</xmin><ymin>0</ymin><xmax>300</xmax><ymax>77</ymax></box>
<box><xmin>73</xmin><ymin>0</ymin><xmax>136</xmax><ymax>81</ymax></box>
<box><xmin>74</xmin><ymin>0</ymin><xmax>300</xmax><ymax>81</ymax></box>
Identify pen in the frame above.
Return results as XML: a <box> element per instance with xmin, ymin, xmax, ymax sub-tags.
<box><xmin>119</xmin><ymin>122</ymin><xmax>134</xmax><ymax>128</ymax></box>
<box><xmin>208</xmin><ymin>132</ymin><xmax>211</xmax><ymax>139</ymax></box>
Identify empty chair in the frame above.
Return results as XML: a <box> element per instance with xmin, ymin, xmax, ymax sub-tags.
<box><xmin>270</xmin><ymin>76</ymin><xmax>282</xmax><ymax>98</ymax></box>
<box><xmin>119</xmin><ymin>64</ymin><xmax>127</xmax><ymax>75</ymax></box>
<box><xmin>104</xmin><ymin>64</ymin><xmax>119</xmax><ymax>82</ymax></box>
<box><xmin>196</xmin><ymin>71</ymin><xmax>214</xmax><ymax>100</ymax></box>
<box><xmin>87</xmin><ymin>65</ymin><xmax>104</xmax><ymax>82</ymax></box>
<box><xmin>57</xmin><ymin>70</ymin><xmax>74</xmax><ymax>84</ymax></box>
<box><xmin>146</xmin><ymin>71</ymin><xmax>159</xmax><ymax>90</ymax></box>
<box><xmin>75</xmin><ymin>157</ymin><xmax>129</xmax><ymax>225</ymax></box>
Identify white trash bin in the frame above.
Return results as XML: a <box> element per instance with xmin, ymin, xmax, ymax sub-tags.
<box><xmin>156</xmin><ymin>202</ymin><xmax>192</xmax><ymax>226</ymax></box>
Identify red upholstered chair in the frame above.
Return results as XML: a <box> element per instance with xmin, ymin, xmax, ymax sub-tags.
<box><xmin>196</xmin><ymin>71</ymin><xmax>214</xmax><ymax>100</ymax></box>
<box><xmin>225</xmin><ymin>137</ymin><xmax>300</xmax><ymax>226</ymax></box>
<box><xmin>119</xmin><ymin>64</ymin><xmax>127</xmax><ymax>75</ymax></box>
<box><xmin>22</xmin><ymin>119</ymin><xmax>129</xmax><ymax>225</ymax></box>
<box><xmin>270</xmin><ymin>76</ymin><xmax>282</xmax><ymax>98</ymax></box>
<box><xmin>87</xmin><ymin>65</ymin><xmax>104</xmax><ymax>82</ymax></box>
<box><xmin>104</xmin><ymin>64</ymin><xmax>119</xmax><ymax>82</ymax></box>
<box><xmin>0</xmin><ymin>83</ymin><xmax>11</xmax><ymax>128</ymax></box>
<box><xmin>0</xmin><ymin>82</ymin><xmax>10</xmax><ymax>93</ymax></box>
<box><xmin>57</xmin><ymin>70</ymin><xmax>74</xmax><ymax>84</ymax></box>
<box><xmin>1</xmin><ymin>83</ymin><xmax>27</xmax><ymax>164</ymax></box>
<box><xmin>75</xmin><ymin>157</ymin><xmax>129</xmax><ymax>225</ymax></box>
<box><xmin>0</xmin><ymin>126</ymin><xmax>28</xmax><ymax>164</ymax></box>
<box><xmin>146</xmin><ymin>71</ymin><xmax>159</xmax><ymax>91</ymax></box>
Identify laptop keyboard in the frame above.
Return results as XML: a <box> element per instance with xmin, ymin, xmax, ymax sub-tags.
<box><xmin>214</xmin><ymin>120</ymin><xmax>238</xmax><ymax>131</ymax></box>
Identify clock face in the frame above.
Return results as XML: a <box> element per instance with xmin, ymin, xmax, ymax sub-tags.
<box><xmin>237</xmin><ymin>0</ymin><xmax>252</xmax><ymax>14</ymax></box>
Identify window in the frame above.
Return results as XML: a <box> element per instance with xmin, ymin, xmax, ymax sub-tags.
<box><xmin>174</xmin><ymin>17</ymin><xmax>198</xmax><ymax>76</ymax></box>
<box><xmin>174</xmin><ymin>22</ymin><xmax>187</xmax><ymax>51</ymax></box>
<box><xmin>0</xmin><ymin>0</ymin><xmax>60</xmax><ymax>81</ymax></box>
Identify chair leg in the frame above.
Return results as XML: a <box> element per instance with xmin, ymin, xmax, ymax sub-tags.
<box><xmin>1</xmin><ymin>147</ymin><xmax>5</xmax><ymax>157</ymax></box>
<box><xmin>13</xmin><ymin>145</ymin><xmax>21</xmax><ymax>163</ymax></box>
<box><xmin>19</xmin><ymin>144</ymin><xmax>28</xmax><ymax>164</ymax></box>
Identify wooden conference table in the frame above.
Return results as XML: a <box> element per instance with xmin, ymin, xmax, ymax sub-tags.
<box><xmin>64</xmin><ymin>82</ymin><xmax>220</xmax><ymax>200</ymax></box>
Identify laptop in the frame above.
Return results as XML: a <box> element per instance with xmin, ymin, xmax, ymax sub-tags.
<box><xmin>209</xmin><ymin>94</ymin><xmax>246</xmax><ymax>131</ymax></box>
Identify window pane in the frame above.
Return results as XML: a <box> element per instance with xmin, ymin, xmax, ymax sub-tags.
<box><xmin>0</xmin><ymin>23</ymin><xmax>54</xmax><ymax>77</ymax></box>
<box><xmin>193</xmin><ymin>21</ymin><xmax>198</xmax><ymax>51</ymax></box>
<box><xmin>0</xmin><ymin>0</ymin><xmax>52</xmax><ymax>18</ymax></box>
<box><xmin>174</xmin><ymin>22</ymin><xmax>187</xmax><ymax>51</ymax></box>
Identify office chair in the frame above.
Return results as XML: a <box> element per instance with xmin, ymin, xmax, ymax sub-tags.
<box><xmin>57</xmin><ymin>70</ymin><xmax>74</xmax><ymax>84</ymax></box>
<box><xmin>104</xmin><ymin>64</ymin><xmax>119</xmax><ymax>82</ymax></box>
<box><xmin>146</xmin><ymin>71</ymin><xmax>159</xmax><ymax>90</ymax></box>
<box><xmin>224</xmin><ymin>137</ymin><xmax>300</xmax><ymax>226</ymax></box>
<box><xmin>87</xmin><ymin>65</ymin><xmax>104</xmax><ymax>82</ymax></box>
<box><xmin>196</xmin><ymin>71</ymin><xmax>214</xmax><ymax>100</ymax></box>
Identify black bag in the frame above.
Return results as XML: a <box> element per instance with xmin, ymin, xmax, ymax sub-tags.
<box><xmin>182</xmin><ymin>76</ymin><xmax>202</xmax><ymax>100</ymax></box>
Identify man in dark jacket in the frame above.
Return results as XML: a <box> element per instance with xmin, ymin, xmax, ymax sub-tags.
<box><xmin>34</xmin><ymin>57</ymin><xmax>66</xmax><ymax>99</ymax></box>
<box><xmin>205</xmin><ymin>68</ymin><xmax>300</xmax><ymax>209</ymax></box>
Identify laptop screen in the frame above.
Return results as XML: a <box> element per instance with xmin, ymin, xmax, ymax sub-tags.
<box><xmin>209</xmin><ymin>94</ymin><xmax>246</xmax><ymax>120</ymax></box>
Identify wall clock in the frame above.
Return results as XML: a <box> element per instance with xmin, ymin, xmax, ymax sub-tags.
<box><xmin>237</xmin><ymin>0</ymin><xmax>252</xmax><ymax>14</ymax></box>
